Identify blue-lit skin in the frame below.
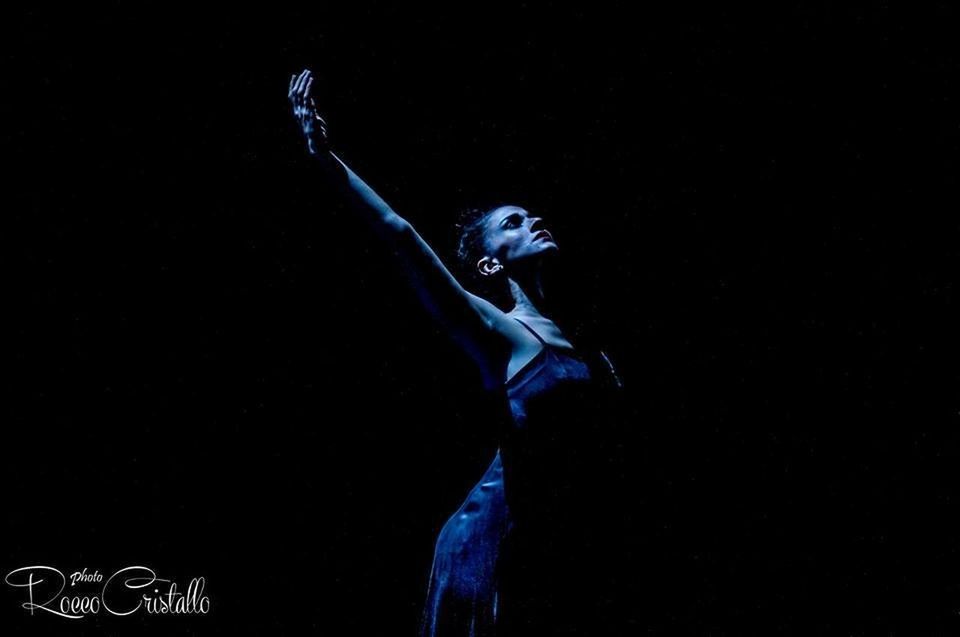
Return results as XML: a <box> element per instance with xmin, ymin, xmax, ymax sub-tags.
<box><xmin>289</xmin><ymin>70</ymin><xmax>573</xmax><ymax>389</ymax></box>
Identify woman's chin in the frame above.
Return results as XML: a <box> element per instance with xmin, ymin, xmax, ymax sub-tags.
<box><xmin>536</xmin><ymin>244</ymin><xmax>561</xmax><ymax>265</ymax></box>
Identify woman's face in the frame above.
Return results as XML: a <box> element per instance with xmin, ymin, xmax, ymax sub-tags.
<box><xmin>482</xmin><ymin>205</ymin><xmax>558</xmax><ymax>268</ymax></box>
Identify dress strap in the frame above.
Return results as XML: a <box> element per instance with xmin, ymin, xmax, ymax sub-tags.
<box><xmin>512</xmin><ymin>317</ymin><xmax>547</xmax><ymax>346</ymax></box>
<box><xmin>599</xmin><ymin>350</ymin><xmax>625</xmax><ymax>389</ymax></box>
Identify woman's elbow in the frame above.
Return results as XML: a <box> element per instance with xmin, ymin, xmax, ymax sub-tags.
<box><xmin>387</xmin><ymin>217</ymin><xmax>412</xmax><ymax>237</ymax></box>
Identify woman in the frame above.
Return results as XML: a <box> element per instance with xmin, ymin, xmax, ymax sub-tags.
<box><xmin>288</xmin><ymin>69</ymin><xmax>629</xmax><ymax>635</ymax></box>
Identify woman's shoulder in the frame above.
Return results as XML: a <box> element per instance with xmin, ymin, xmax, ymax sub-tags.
<box><xmin>458</xmin><ymin>294</ymin><xmax>541</xmax><ymax>387</ymax></box>
<box><xmin>507</xmin><ymin>311</ymin><xmax>577</xmax><ymax>351</ymax></box>
<box><xmin>465</xmin><ymin>295</ymin><xmax>548</xmax><ymax>350</ymax></box>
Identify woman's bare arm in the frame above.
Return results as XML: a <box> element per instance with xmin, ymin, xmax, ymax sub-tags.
<box><xmin>288</xmin><ymin>69</ymin><xmax>510</xmax><ymax>383</ymax></box>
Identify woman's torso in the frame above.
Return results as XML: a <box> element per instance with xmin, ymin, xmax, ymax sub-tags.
<box><xmin>495</xmin><ymin>314</ymin><xmax>628</xmax><ymax>632</ymax></box>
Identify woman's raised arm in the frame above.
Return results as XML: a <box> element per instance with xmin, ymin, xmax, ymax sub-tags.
<box><xmin>288</xmin><ymin>69</ymin><xmax>510</xmax><ymax>385</ymax></box>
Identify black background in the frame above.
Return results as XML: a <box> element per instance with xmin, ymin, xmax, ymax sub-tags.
<box><xmin>5</xmin><ymin>2</ymin><xmax>959</xmax><ymax>634</ymax></box>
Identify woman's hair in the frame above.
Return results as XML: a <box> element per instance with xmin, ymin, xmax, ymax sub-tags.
<box><xmin>456</xmin><ymin>206</ymin><xmax>495</xmax><ymax>273</ymax></box>
<box><xmin>455</xmin><ymin>203</ymin><xmax>513</xmax><ymax>308</ymax></box>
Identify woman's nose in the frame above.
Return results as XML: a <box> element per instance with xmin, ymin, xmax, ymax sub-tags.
<box><xmin>528</xmin><ymin>216</ymin><xmax>544</xmax><ymax>231</ymax></box>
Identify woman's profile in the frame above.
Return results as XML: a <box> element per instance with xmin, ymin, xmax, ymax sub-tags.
<box><xmin>288</xmin><ymin>68</ymin><xmax>630</xmax><ymax>635</ymax></box>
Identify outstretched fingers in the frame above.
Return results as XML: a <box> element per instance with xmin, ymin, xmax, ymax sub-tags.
<box><xmin>291</xmin><ymin>70</ymin><xmax>304</xmax><ymax>99</ymax></box>
<box><xmin>293</xmin><ymin>69</ymin><xmax>311</xmax><ymax>99</ymax></box>
<box><xmin>289</xmin><ymin>70</ymin><xmax>300</xmax><ymax>100</ymax></box>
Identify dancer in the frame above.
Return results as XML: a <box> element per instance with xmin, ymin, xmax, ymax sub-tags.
<box><xmin>288</xmin><ymin>68</ymin><xmax>628</xmax><ymax>635</ymax></box>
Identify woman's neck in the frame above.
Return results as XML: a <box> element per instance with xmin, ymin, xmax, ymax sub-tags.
<box><xmin>507</xmin><ymin>272</ymin><xmax>548</xmax><ymax>319</ymax></box>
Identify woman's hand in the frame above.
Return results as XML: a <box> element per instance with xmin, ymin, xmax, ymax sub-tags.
<box><xmin>289</xmin><ymin>69</ymin><xmax>329</xmax><ymax>155</ymax></box>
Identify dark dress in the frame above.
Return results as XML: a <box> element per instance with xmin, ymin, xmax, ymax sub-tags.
<box><xmin>420</xmin><ymin>317</ymin><xmax>627</xmax><ymax>636</ymax></box>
